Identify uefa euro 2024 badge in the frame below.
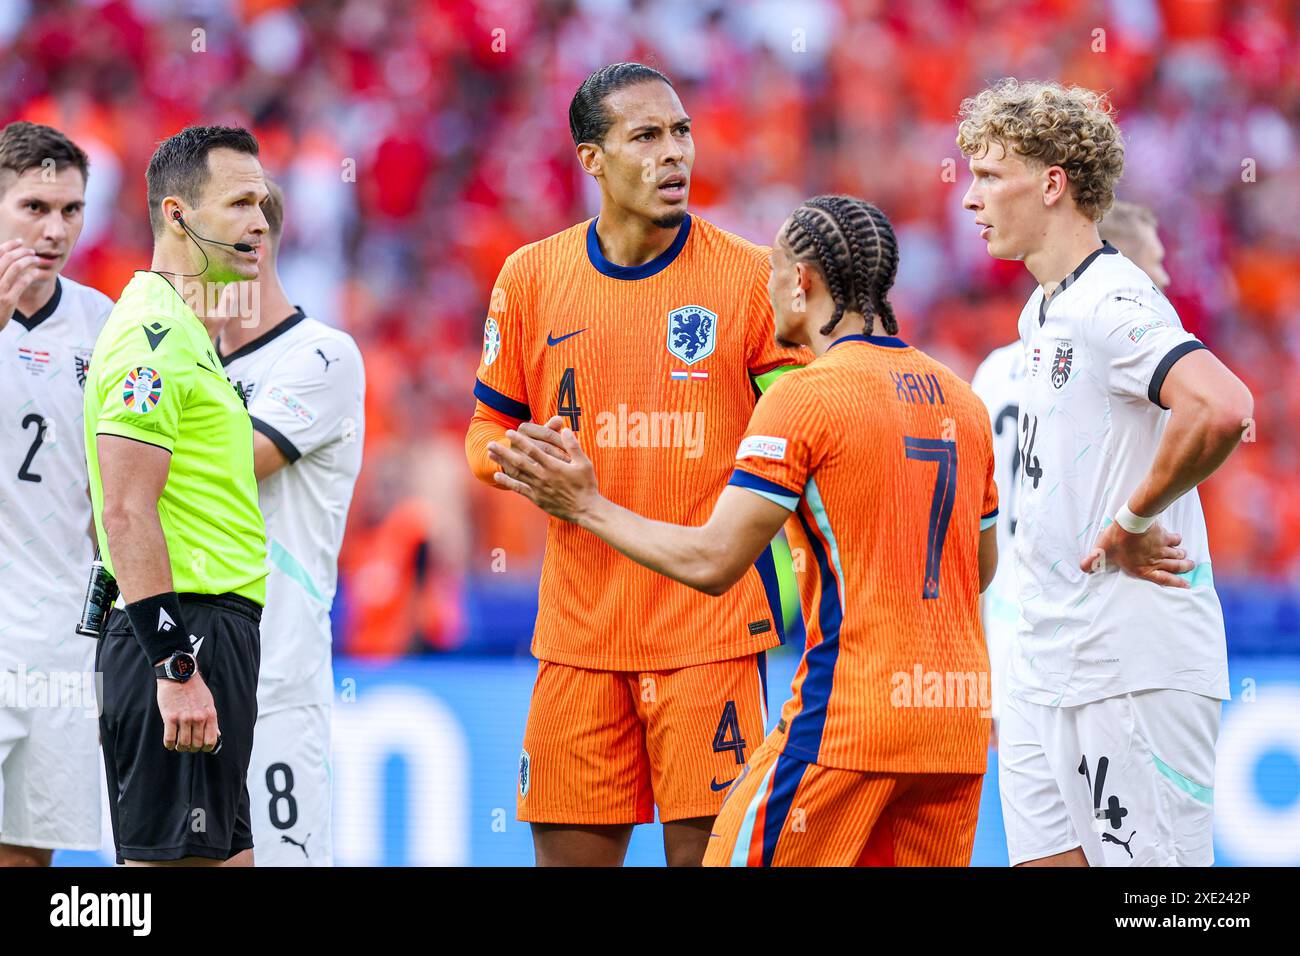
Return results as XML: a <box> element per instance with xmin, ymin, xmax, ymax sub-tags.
<box><xmin>122</xmin><ymin>367</ymin><xmax>163</xmax><ymax>413</ymax></box>
<box><xmin>667</xmin><ymin>305</ymin><xmax>716</xmax><ymax>365</ymax></box>
<box><xmin>483</xmin><ymin>317</ymin><xmax>501</xmax><ymax>367</ymax></box>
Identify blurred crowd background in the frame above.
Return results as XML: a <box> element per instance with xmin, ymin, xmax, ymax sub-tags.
<box><xmin>4</xmin><ymin>0</ymin><xmax>1298</xmax><ymax>657</ymax></box>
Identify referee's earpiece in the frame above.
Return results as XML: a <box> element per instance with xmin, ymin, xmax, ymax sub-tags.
<box><xmin>155</xmin><ymin>208</ymin><xmax>254</xmax><ymax>280</ymax></box>
<box><xmin>171</xmin><ymin>208</ymin><xmax>253</xmax><ymax>254</ymax></box>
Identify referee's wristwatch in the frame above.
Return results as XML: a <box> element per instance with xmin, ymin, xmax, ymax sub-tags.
<box><xmin>155</xmin><ymin>650</ymin><xmax>198</xmax><ymax>683</ymax></box>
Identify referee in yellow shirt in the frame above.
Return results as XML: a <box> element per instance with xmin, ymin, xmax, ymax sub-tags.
<box><xmin>85</xmin><ymin>126</ymin><xmax>269</xmax><ymax>866</ymax></box>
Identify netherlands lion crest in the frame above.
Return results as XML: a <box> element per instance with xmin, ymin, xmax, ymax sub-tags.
<box><xmin>667</xmin><ymin>305</ymin><xmax>716</xmax><ymax>365</ymax></box>
<box><xmin>518</xmin><ymin>749</ymin><xmax>531</xmax><ymax>798</ymax></box>
<box><xmin>1051</xmin><ymin>341</ymin><xmax>1073</xmax><ymax>389</ymax></box>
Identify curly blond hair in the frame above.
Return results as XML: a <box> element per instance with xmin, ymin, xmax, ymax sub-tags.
<box><xmin>956</xmin><ymin>78</ymin><xmax>1124</xmax><ymax>222</ymax></box>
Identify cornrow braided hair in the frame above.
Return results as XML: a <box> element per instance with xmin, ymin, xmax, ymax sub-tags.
<box><xmin>781</xmin><ymin>195</ymin><xmax>900</xmax><ymax>337</ymax></box>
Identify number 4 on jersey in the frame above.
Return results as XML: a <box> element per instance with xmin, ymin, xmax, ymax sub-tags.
<box><xmin>1020</xmin><ymin>412</ymin><xmax>1043</xmax><ymax>489</ymax></box>
<box><xmin>557</xmin><ymin>367</ymin><xmax>581</xmax><ymax>431</ymax></box>
<box><xmin>712</xmin><ymin>700</ymin><xmax>747</xmax><ymax>765</ymax></box>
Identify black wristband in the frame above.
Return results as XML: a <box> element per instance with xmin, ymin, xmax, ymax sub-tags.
<box><xmin>124</xmin><ymin>592</ymin><xmax>190</xmax><ymax>665</ymax></box>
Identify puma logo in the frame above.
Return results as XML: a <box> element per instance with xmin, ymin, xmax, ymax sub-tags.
<box><xmin>315</xmin><ymin>348</ymin><xmax>338</xmax><ymax>373</ymax></box>
<box><xmin>280</xmin><ymin>832</ymin><xmax>312</xmax><ymax>858</ymax></box>
<box><xmin>1101</xmin><ymin>829</ymin><xmax>1136</xmax><ymax>859</ymax></box>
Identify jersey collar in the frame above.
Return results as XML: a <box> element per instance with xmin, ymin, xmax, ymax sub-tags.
<box><xmin>139</xmin><ymin>269</ymin><xmax>207</xmax><ymax>326</ymax></box>
<box><xmin>586</xmin><ymin>214</ymin><xmax>691</xmax><ymax>280</ymax></box>
<box><xmin>10</xmin><ymin>277</ymin><xmax>62</xmax><ymax>332</ymax></box>
<box><xmin>1039</xmin><ymin>241</ymin><xmax>1118</xmax><ymax>326</ymax></box>
<box><xmin>218</xmin><ymin>308</ymin><xmax>307</xmax><ymax>366</ymax></box>
<box><xmin>828</xmin><ymin>333</ymin><xmax>909</xmax><ymax>350</ymax></box>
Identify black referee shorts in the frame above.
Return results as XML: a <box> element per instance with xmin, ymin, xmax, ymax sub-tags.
<box><xmin>97</xmin><ymin>593</ymin><xmax>261</xmax><ymax>864</ymax></box>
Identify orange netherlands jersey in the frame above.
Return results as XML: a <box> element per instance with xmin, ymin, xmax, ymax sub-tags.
<box><xmin>730</xmin><ymin>334</ymin><xmax>998</xmax><ymax>774</ymax></box>
<box><xmin>470</xmin><ymin>214</ymin><xmax>811</xmax><ymax>671</ymax></box>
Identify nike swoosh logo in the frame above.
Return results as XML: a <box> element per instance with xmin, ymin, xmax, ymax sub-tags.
<box><xmin>546</xmin><ymin>328</ymin><xmax>587</xmax><ymax>346</ymax></box>
<box><xmin>710</xmin><ymin>777</ymin><xmax>736</xmax><ymax>792</ymax></box>
<box><xmin>143</xmin><ymin>325</ymin><xmax>170</xmax><ymax>350</ymax></box>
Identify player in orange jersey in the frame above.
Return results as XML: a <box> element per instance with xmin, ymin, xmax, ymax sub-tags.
<box><xmin>464</xmin><ymin>63</ymin><xmax>811</xmax><ymax>866</ymax></box>
<box><xmin>490</xmin><ymin>196</ymin><xmax>1000</xmax><ymax>866</ymax></box>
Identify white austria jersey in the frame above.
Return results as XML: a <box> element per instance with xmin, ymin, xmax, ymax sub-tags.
<box><xmin>1011</xmin><ymin>243</ymin><xmax>1228</xmax><ymax>707</ymax></box>
<box><xmin>0</xmin><ymin>277</ymin><xmax>113</xmax><ymax>669</ymax></box>
<box><xmin>221</xmin><ymin>311</ymin><xmax>365</xmax><ymax>713</ymax></box>
<box><xmin>971</xmin><ymin>341</ymin><xmax>1026</xmax><ymax>643</ymax></box>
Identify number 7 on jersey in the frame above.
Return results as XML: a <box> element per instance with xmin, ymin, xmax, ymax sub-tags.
<box><xmin>903</xmin><ymin>436</ymin><xmax>957</xmax><ymax>600</ymax></box>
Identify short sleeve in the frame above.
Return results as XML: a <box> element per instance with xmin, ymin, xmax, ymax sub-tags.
<box><xmin>473</xmin><ymin>252</ymin><xmax>531</xmax><ymax>421</ymax></box>
<box><xmin>1087</xmin><ymin>285</ymin><xmax>1204</xmax><ymax>409</ymax></box>
<box><xmin>744</xmin><ymin>250</ymin><xmax>814</xmax><ymax>378</ymax></box>
<box><xmin>248</xmin><ymin>337</ymin><xmax>365</xmax><ymax>462</ymax></box>
<box><xmin>92</xmin><ymin>324</ymin><xmax>194</xmax><ymax>452</ymax></box>
<box><xmin>727</xmin><ymin>372</ymin><xmax>826</xmax><ymax>511</ymax></box>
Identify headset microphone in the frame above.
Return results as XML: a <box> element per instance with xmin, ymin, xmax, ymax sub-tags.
<box><xmin>173</xmin><ymin>210</ymin><xmax>254</xmax><ymax>253</ymax></box>
<box><xmin>154</xmin><ymin>210</ymin><xmax>256</xmax><ymax>279</ymax></box>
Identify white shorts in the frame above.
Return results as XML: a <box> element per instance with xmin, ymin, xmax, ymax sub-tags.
<box><xmin>248</xmin><ymin>703</ymin><xmax>332</xmax><ymax>866</ymax></box>
<box><xmin>999</xmin><ymin>688</ymin><xmax>1220</xmax><ymax>867</ymax></box>
<box><xmin>0</xmin><ymin>667</ymin><xmax>101</xmax><ymax>851</ymax></box>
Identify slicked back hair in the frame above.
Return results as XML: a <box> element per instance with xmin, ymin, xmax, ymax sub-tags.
<box><xmin>569</xmin><ymin>62</ymin><xmax>675</xmax><ymax>147</ymax></box>
<box><xmin>781</xmin><ymin>195</ymin><xmax>900</xmax><ymax>337</ymax></box>
<box><xmin>145</xmin><ymin>125</ymin><xmax>259</xmax><ymax>238</ymax></box>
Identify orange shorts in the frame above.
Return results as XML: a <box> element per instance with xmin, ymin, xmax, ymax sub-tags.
<box><xmin>517</xmin><ymin>654</ymin><xmax>769</xmax><ymax>825</ymax></box>
<box><xmin>703</xmin><ymin>736</ymin><xmax>983</xmax><ymax>866</ymax></box>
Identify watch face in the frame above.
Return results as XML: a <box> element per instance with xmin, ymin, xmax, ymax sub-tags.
<box><xmin>171</xmin><ymin>653</ymin><xmax>197</xmax><ymax>681</ymax></box>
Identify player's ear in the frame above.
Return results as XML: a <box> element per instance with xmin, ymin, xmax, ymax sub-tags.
<box><xmin>1041</xmin><ymin>165</ymin><xmax>1069</xmax><ymax>209</ymax></box>
<box><xmin>575</xmin><ymin>142</ymin><xmax>602</xmax><ymax>177</ymax></box>
<box><xmin>795</xmin><ymin>260</ymin><xmax>813</xmax><ymax>297</ymax></box>
<box><xmin>162</xmin><ymin>198</ymin><xmax>188</xmax><ymax>236</ymax></box>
